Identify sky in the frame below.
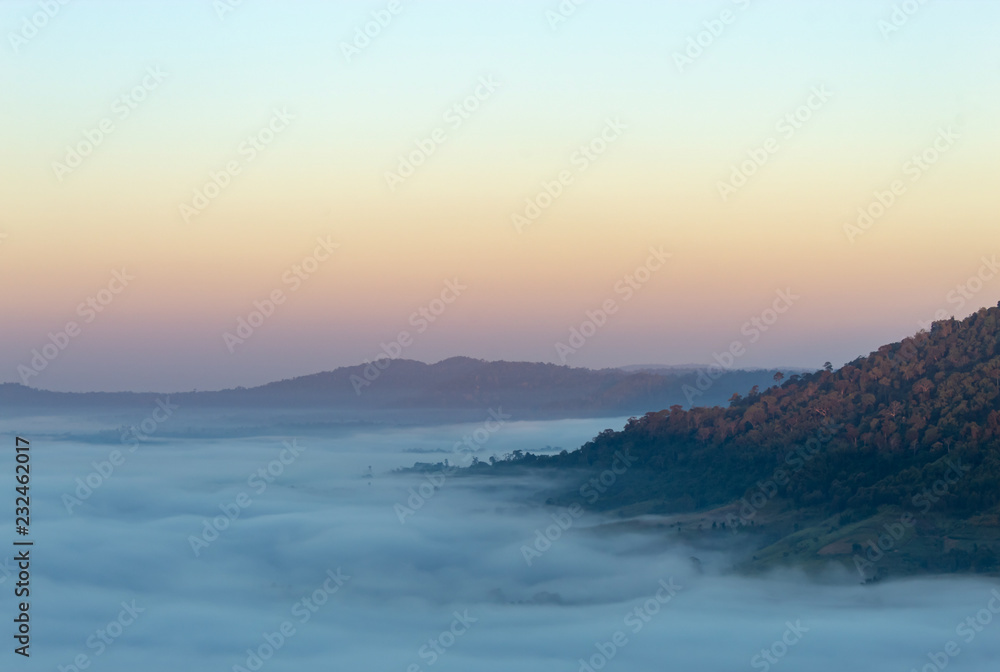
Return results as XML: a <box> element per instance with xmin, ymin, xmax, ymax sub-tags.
<box><xmin>1</xmin><ymin>0</ymin><xmax>998</xmax><ymax>392</ymax></box>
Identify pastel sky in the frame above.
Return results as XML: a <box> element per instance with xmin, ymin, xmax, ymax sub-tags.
<box><xmin>1</xmin><ymin>0</ymin><xmax>998</xmax><ymax>392</ymax></box>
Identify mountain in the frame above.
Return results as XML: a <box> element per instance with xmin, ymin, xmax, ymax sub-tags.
<box><xmin>0</xmin><ymin>357</ymin><xmax>791</xmax><ymax>426</ymax></box>
<box><xmin>478</xmin><ymin>305</ymin><xmax>1000</xmax><ymax>581</ymax></box>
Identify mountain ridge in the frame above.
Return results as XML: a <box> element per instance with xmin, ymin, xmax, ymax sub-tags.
<box><xmin>0</xmin><ymin>357</ymin><xmax>796</xmax><ymax>423</ymax></box>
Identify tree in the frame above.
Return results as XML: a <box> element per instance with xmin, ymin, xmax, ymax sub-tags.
<box><xmin>987</xmin><ymin>365</ymin><xmax>1000</xmax><ymax>393</ymax></box>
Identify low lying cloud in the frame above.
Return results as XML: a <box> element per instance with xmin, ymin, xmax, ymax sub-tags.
<box><xmin>5</xmin><ymin>413</ymin><xmax>998</xmax><ymax>671</ymax></box>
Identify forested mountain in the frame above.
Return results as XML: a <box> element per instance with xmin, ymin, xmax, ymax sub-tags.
<box><xmin>484</xmin><ymin>305</ymin><xmax>1000</xmax><ymax>579</ymax></box>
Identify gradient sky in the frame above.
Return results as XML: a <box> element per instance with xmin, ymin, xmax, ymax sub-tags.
<box><xmin>1</xmin><ymin>0</ymin><xmax>998</xmax><ymax>392</ymax></box>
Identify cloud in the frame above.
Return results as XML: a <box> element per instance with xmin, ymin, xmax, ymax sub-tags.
<box><xmin>18</xmin><ymin>415</ymin><xmax>1000</xmax><ymax>671</ymax></box>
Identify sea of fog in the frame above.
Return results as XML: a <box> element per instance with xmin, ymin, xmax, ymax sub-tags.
<box><xmin>3</xmin><ymin>413</ymin><xmax>1000</xmax><ymax>672</ymax></box>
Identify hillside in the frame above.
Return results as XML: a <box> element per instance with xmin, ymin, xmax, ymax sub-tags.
<box><xmin>481</xmin><ymin>305</ymin><xmax>1000</xmax><ymax>580</ymax></box>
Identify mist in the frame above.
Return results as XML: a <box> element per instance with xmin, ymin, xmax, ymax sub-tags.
<box><xmin>5</xmin><ymin>413</ymin><xmax>999</xmax><ymax>672</ymax></box>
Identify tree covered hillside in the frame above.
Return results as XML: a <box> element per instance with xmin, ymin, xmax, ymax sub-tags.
<box><xmin>483</xmin><ymin>304</ymin><xmax>1000</xmax><ymax>577</ymax></box>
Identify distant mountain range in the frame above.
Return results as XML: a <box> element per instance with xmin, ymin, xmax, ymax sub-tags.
<box><xmin>1</xmin><ymin>357</ymin><xmax>799</xmax><ymax>425</ymax></box>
